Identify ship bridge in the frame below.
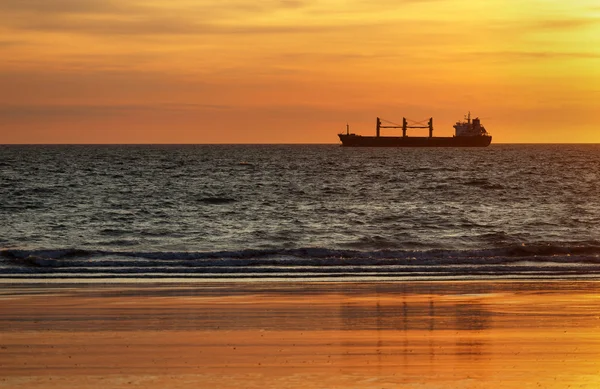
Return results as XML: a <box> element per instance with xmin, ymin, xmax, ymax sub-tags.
<box><xmin>453</xmin><ymin>112</ymin><xmax>489</xmax><ymax>137</ymax></box>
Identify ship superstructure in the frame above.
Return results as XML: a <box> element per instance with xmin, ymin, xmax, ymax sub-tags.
<box><xmin>453</xmin><ymin>112</ymin><xmax>489</xmax><ymax>137</ymax></box>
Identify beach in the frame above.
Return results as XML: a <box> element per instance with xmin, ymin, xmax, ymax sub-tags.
<box><xmin>2</xmin><ymin>281</ymin><xmax>600</xmax><ymax>388</ymax></box>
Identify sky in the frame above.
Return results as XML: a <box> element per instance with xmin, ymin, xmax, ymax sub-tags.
<box><xmin>0</xmin><ymin>0</ymin><xmax>599</xmax><ymax>144</ymax></box>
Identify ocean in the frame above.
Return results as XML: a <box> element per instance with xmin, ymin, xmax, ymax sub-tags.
<box><xmin>1</xmin><ymin>144</ymin><xmax>599</xmax><ymax>281</ymax></box>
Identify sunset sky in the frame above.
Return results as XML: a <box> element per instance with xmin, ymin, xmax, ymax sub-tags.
<box><xmin>1</xmin><ymin>0</ymin><xmax>599</xmax><ymax>143</ymax></box>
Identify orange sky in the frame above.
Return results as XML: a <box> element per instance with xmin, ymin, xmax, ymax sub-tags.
<box><xmin>1</xmin><ymin>0</ymin><xmax>599</xmax><ymax>143</ymax></box>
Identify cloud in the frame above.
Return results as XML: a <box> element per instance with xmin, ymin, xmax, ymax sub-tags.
<box><xmin>0</xmin><ymin>0</ymin><xmax>355</xmax><ymax>37</ymax></box>
<box><xmin>267</xmin><ymin>51</ymin><xmax>400</xmax><ymax>63</ymax></box>
<box><xmin>0</xmin><ymin>0</ymin><xmax>313</xmax><ymax>18</ymax></box>
<box><xmin>0</xmin><ymin>103</ymin><xmax>231</xmax><ymax>120</ymax></box>
<box><xmin>468</xmin><ymin>51</ymin><xmax>600</xmax><ymax>61</ymax></box>
<box><xmin>0</xmin><ymin>0</ymin><xmax>135</xmax><ymax>16</ymax></box>
<box><xmin>0</xmin><ymin>0</ymin><xmax>452</xmax><ymax>38</ymax></box>
<box><xmin>12</xmin><ymin>17</ymin><xmax>345</xmax><ymax>36</ymax></box>
<box><xmin>0</xmin><ymin>40</ymin><xmax>26</xmax><ymax>47</ymax></box>
<box><xmin>536</xmin><ymin>17</ymin><xmax>600</xmax><ymax>30</ymax></box>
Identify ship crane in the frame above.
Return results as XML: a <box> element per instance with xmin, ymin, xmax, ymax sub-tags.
<box><xmin>376</xmin><ymin>117</ymin><xmax>434</xmax><ymax>138</ymax></box>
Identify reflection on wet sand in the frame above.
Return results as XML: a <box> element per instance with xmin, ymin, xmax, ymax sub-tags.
<box><xmin>1</xmin><ymin>282</ymin><xmax>600</xmax><ymax>388</ymax></box>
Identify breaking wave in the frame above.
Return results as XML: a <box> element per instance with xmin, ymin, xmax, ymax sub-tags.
<box><xmin>2</xmin><ymin>242</ymin><xmax>600</xmax><ymax>280</ymax></box>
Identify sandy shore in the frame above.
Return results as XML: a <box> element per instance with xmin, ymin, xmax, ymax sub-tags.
<box><xmin>1</xmin><ymin>281</ymin><xmax>600</xmax><ymax>388</ymax></box>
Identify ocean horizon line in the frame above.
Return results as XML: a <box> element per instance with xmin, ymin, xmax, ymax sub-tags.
<box><xmin>1</xmin><ymin>142</ymin><xmax>600</xmax><ymax>146</ymax></box>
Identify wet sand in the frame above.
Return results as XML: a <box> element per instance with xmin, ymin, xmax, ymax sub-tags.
<box><xmin>2</xmin><ymin>281</ymin><xmax>600</xmax><ymax>388</ymax></box>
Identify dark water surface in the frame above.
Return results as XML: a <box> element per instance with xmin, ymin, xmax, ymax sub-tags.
<box><xmin>1</xmin><ymin>144</ymin><xmax>599</xmax><ymax>280</ymax></box>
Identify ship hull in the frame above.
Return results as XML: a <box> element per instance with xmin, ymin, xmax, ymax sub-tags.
<box><xmin>338</xmin><ymin>135</ymin><xmax>492</xmax><ymax>147</ymax></box>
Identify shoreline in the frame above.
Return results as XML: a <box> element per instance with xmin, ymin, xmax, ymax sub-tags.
<box><xmin>2</xmin><ymin>281</ymin><xmax>600</xmax><ymax>388</ymax></box>
<box><xmin>3</xmin><ymin>274</ymin><xmax>600</xmax><ymax>283</ymax></box>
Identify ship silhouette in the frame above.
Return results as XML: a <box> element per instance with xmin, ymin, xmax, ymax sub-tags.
<box><xmin>338</xmin><ymin>113</ymin><xmax>492</xmax><ymax>147</ymax></box>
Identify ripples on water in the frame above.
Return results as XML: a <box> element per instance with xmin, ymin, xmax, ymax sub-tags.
<box><xmin>1</xmin><ymin>144</ymin><xmax>599</xmax><ymax>279</ymax></box>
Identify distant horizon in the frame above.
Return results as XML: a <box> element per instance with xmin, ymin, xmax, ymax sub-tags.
<box><xmin>2</xmin><ymin>142</ymin><xmax>600</xmax><ymax>146</ymax></box>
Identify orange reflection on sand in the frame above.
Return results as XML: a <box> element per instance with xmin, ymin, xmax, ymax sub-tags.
<box><xmin>1</xmin><ymin>282</ymin><xmax>600</xmax><ymax>388</ymax></box>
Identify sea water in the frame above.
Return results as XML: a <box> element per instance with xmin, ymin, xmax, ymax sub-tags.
<box><xmin>1</xmin><ymin>144</ymin><xmax>599</xmax><ymax>280</ymax></box>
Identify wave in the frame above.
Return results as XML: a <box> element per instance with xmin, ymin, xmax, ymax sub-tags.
<box><xmin>2</xmin><ymin>242</ymin><xmax>600</xmax><ymax>262</ymax></box>
<box><xmin>462</xmin><ymin>179</ymin><xmax>504</xmax><ymax>190</ymax></box>
<box><xmin>196</xmin><ymin>197</ymin><xmax>236</xmax><ymax>205</ymax></box>
<box><xmin>1</xmin><ymin>242</ymin><xmax>600</xmax><ymax>280</ymax></box>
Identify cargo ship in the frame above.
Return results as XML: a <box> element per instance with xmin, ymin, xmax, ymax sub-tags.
<box><xmin>338</xmin><ymin>113</ymin><xmax>492</xmax><ymax>147</ymax></box>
